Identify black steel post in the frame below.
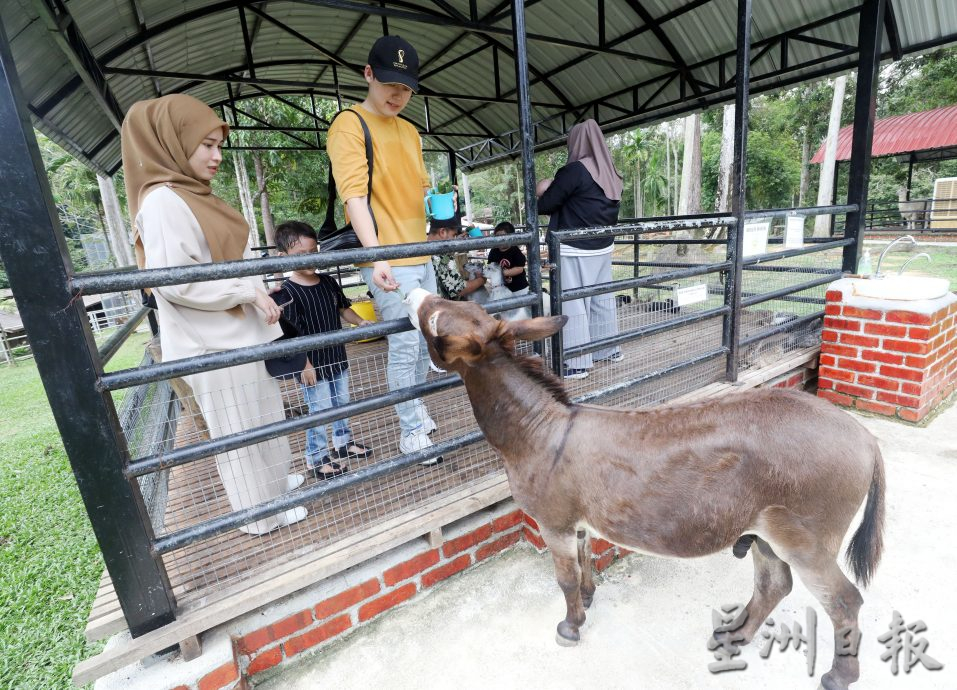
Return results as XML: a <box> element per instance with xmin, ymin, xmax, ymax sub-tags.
<box><xmin>511</xmin><ymin>0</ymin><xmax>545</xmax><ymax>356</ymax></box>
<box><xmin>547</xmin><ymin>232</ymin><xmax>564</xmax><ymax>376</ymax></box>
<box><xmin>906</xmin><ymin>154</ymin><xmax>914</xmax><ymax>200</ymax></box>
<box><xmin>831</xmin><ymin>159</ymin><xmax>841</xmax><ymax>235</ymax></box>
<box><xmin>723</xmin><ymin>0</ymin><xmax>752</xmax><ymax>382</ymax></box>
<box><xmin>0</xmin><ymin>19</ymin><xmax>176</xmax><ymax>635</ymax></box>
<box><xmin>843</xmin><ymin>0</ymin><xmax>887</xmax><ymax>272</ymax></box>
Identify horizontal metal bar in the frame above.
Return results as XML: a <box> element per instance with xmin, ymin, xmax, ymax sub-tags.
<box><xmin>96</xmin><ymin>306</ymin><xmax>149</xmax><ymax>365</ymax></box>
<box><xmin>127</xmin><ymin>374</ymin><xmax>463</xmax><ymax>476</ymax></box>
<box><xmin>100</xmin><ymin>317</ymin><xmax>409</xmax><ymax>391</ymax></box>
<box><xmin>572</xmin><ymin>347</ymin><xmax>728</xmax><ymax>404</ymax></box>
<box><xmin>550</xmin><ymin>215</ymin><xmax>736</xmax><ymax>241</ymax></box>
<box><xmin>738</xmin><ymin>310</ymin><xmax>824</xmax><ymax>348</ymax></box>
<box><xmin>614</xmin><ymin>238</ymin><xmax>728</xmax><ymax>245</ymax></box>
<box><xmin>152</xmin><ymin>430</ymin><xmax>486</xmax><ymax>554</ymax></box>
<box><xmin>563</xmin><ymin>262</ymin><xmax>732</xmax><ymax>302</ymax></box>
<box><xmin>740</xmin><ymin>273</ymin><xmax>842</xmax><ymax>308</ymax></box>
<box><xmin>744</xmin><ymin>203</ymin><xmax>857</xmax><ymax>218</ymax></box>
<box><xmin>740</xmin><ymin>238</ymin><xmax>854</xmax><ymax>266</ymax></box>
<box><xmin>563</xmin><ymin>305</ymin><xmax>729</xmax><ymax>359</ymax></box>
<box><xmin>72</xmin><ymin>233</ymin><xmax>535</xmax><ymax>294</ymax></box>
<box><xmin>99</xmin><ymin>291</ymin><xmax>540</xmax><ymax>391</ymax></box>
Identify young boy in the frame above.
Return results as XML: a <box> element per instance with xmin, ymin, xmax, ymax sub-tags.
<box><xmin>272</xmin><ymin>221</ymin><xmax>374</xmax><ymax>480</ymax></box>
<box><xmin>327</xmin><ymin>34</ymin><xmax>442</xmax><ymax>465</ymax></box>
<box><xmin>429</xmin><ymin>213</ymin><xmax>486</xmax><ymax>300</ymax></box>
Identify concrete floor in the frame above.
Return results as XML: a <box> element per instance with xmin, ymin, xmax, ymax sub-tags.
<box><xmin>259</xmin><ymin>401</ymin><xmax>957</xmax><ymax>690</ymax></box>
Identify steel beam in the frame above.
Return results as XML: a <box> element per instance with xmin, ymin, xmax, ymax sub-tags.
<box><xmin>0</xmin><ymin>17</ymin><xmax>176</xmax><ymax>637</ymax></box>
<box><xmin>843</xmin><ymin>0</ymin><xmax>887</xmax><ymax>273</ymax></box>
<box><xmin>724</xmin><ymin>0</ymin><xmax>751</xmax><ymax>382</ymax></box>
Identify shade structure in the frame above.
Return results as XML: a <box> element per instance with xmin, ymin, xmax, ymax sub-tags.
<box><xmin>812</xmin><ymin>103</ymin><xmax>957</xmax><ymax>164</ymax></box>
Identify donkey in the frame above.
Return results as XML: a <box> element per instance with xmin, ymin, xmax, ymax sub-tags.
<box><xmin>405</xmin><ymin>291</ymin><xmax>885</xmax><ymax>690</ymax></box>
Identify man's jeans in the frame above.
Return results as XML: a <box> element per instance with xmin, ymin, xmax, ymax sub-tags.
<box><xmin>361</xmin><ymin>263</ymin><xmax>437</xmax><ymax>435</ymax></box>
<box><xmin>302</xmin><ymin>368</ymin><xmax>352</xmax><ymax>466</ymax></box>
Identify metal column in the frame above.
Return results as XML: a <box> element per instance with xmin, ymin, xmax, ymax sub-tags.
<box><xmin>843</xmin><ymin>0</ymin><xmax>888</xmax><ymax>272</ymax></box>
<box><xmin>511</xmin><ymin>0</ymin><xmax>545</xmax><ymax>356</ymax></box>
<box><xmin>723</xmin><ymin>0</ymin><xmax>752</xmax><ymax>382</ymax></box>
<box><xmin>0</xmin><ymin>19</ymin><xmax>176</xmax><ymax>636</ymax></box>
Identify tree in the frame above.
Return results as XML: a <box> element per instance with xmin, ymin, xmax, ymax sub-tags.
<box><xmin>715</xmin><ymin>104</ymin><xmax>735</xmax><ymax>213</ymax></box>
<box><xmin>814</xmin><ymin>75</ymin><xmax>848</xmax><ymax>236</ymax></box>
<box><xmin>678</xmin><ymin>113</ymin><xmax>702</xmax><ymax>215</ymax></box>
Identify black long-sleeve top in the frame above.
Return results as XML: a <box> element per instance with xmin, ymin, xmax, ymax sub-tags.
<box><xmin>538</xmin><ymin>161</ymin><xmax>620</xmax><ymax>251</ymax></box>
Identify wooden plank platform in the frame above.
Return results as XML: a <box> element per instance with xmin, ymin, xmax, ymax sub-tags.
<box><xmin>82</xmin><ymin>302</ymin><xmax>820</xmax><ymax>683</ymax></box>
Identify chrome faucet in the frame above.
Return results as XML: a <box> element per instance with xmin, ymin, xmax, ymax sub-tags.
<box><xmin>898</xmin><ymin>252</ymin><xmax>931</xmax><ymax>275</ymax></box>
<box><xmin>875</xmin><ymin>235</ymin><xmax>917</xmax><ymax>278</ymax></box>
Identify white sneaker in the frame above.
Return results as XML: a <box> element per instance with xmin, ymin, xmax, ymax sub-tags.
<box><xmin>420</xmin><ymin>415</ymin><xmax>437</xmax><ymax>436</ymax></box>
<box><xmin>279</xmin><ymin>506</ymin><xmax>308</xmax><ymax>526</ymax></box>
<box><xmin>399</xmin><ymin>428</ymin><xmax>443</xmax><ymax>466</ymax></box>
<box><xmin>285</xmin><ymin>473</ymin><xmax>305</xmax><ymax>491</ymax></box>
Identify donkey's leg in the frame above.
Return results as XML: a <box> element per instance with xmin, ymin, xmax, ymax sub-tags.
<box><xmin>576</xmin><ymin>529</ymin><xmax>596</xmax><ymax>609</ymax></box>
<box><xmin>791</xmin><ymin>559</ymin><xmax>864</xmax><ymax>690</ymax></box>
<box><xmin>718</xmin><ymin>537</ymin><xmax>793</xmax><ymax>645</ymax></box>
<box><xmin>542</xmin><ymin>528</ymin><xmax>586</xmax><ymax>646</ymax></box>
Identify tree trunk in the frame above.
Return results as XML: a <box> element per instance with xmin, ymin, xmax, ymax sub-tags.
<box><xmin>665</xmin><ymin>134</ymin><xmax>672</xmax><ymax>215</ymax></box>
<box><xmin>814</xmin><ymin>75</ymin><xmax>847</xmax><ymax>237</ymax></box>
<box><xmin>234</xmin><ymin>152</ymin><xmax>259</xmax><ymax>246</ymax></box>
<box><xmin>678</xmin><ymin>113</ymin><xmax>702</xmax><ymax>215</ymax></box>
<box><xmin>96</xmin><ymin>173</ymin><xmax>134</xmax><ymax>267</ymax></box>
<box><xmin>715</xmin><ymin>104</ymin><xmax>735</xmax><ymax>214</ymax></box>
<box><xmin>252</xmin><ymin>151</ymin><xmax>276</xmax><ymax>248</ymax></box>
<box><xmin>798</xmin><ymin>126</ymin><xmax>810</xmax><ymax>207</ymax></box>
<box><xmin>461</xmin><ymin>172</ymin><xmax>474</xmax><ymax>222</ymax></box>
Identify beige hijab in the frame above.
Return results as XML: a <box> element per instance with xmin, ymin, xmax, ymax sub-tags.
<box><xmin>567</xmin><ymin>119</ymin><xmax>623</xmax><ymax>202</ymax></box>
<box><xmin>121</xmin><ymin>94</ymin><xmax>248</xmax><ymax>271</ymax></box>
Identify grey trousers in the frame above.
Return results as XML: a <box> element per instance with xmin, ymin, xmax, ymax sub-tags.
<box><xmin>560</xmin><ymin>252</ymin><xmax>620</xmax><ymax>369</ymax></box>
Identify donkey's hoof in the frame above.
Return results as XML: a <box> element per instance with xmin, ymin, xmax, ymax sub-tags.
<box><xmin>820</xmin><ymin>671</ymin><xmax>850</xmax><ymax>690</ymax></box>
<box><xmin>581</xmin><ymin>593</ymin><xmax>594</xmax><ymax>609</ymax></box>
<box><xmin>556</xmin><ymin>622</ymin><xmax>580</xmax><ymax>646</ymax></box>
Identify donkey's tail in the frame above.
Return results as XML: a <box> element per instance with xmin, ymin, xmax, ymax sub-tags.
<box><xmin>844</xmin><ymin>448</ymin><xmax>885</xmax><ymax>588</ymax></box>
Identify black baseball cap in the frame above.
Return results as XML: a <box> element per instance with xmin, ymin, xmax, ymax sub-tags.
<box><xmin>368</xmin><ymin>35</ymin><xmax>419</xmax><ymax>92</ymax></box>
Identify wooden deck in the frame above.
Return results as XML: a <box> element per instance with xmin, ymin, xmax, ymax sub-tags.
<box><xmin>80</xmin><ymin>303</ymin><xmax>820</xmax><ymax>684</ymax></box>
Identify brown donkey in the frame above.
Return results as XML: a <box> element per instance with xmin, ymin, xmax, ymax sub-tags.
<box><xmin>406</xmin><ymin>292</ymin><xmax>884</xmax><ymax>690</ymax></box>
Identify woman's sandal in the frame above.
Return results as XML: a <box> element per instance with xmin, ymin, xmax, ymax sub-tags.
<box><xmin>310</xmin><ymin>461</ymin><xmax>349</xmax><ymax>481</ymax></box>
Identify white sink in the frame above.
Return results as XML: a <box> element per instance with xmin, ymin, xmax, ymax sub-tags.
<box><xmin>850</xmin><ymin>275</ymin><xmax>952</xmax><ymax>301</ymax></box>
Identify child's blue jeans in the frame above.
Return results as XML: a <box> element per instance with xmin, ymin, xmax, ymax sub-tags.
<box><xmin>301</xmin><ymin>368</ymin><xmax>352</xmax><ymax>466</ymax></box>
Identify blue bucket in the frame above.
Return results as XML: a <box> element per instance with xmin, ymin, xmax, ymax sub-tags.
<box><xmin>425</xmin><ymin>192</ymin><xmax>456</xmax><ymax>220</ymax></box>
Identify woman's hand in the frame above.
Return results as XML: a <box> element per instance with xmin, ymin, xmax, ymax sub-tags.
<box><xmin>253</xmin><ymin>289</ymin><xmax>282</xmax><ymax>325</ymax></box>
<box><xmin>301</xmin><ymin>361</ymin><xmax>317</xmax><ymax>387</ymax></box>
<box><xmin>373</xmin><ymin>260</ymin><xmax>400</xmax><ymax>292</ymax></box>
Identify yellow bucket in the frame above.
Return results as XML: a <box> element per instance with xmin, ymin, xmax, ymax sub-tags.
<box><xmin>350</xmin><ymin>301</ymin><xmax>382</xmax><ymax>343</ymax></box>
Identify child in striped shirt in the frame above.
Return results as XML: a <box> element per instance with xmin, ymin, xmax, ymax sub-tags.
<box><xmin>272</xmin><ymin>221</ymin><xmax>374</xmax><ymax>480</ymax></box>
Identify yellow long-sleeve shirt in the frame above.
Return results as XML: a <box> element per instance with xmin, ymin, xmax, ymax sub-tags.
<box><xmin>327</xmin><ymin>105</ymin><xmax>431</xmax><ymax>267</ymax></box>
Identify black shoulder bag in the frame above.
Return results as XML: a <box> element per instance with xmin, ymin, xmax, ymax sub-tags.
<box><xmin>317</xmin><ymin>109</ymin><xmax>377</xmax><ymax>252</ymax></box>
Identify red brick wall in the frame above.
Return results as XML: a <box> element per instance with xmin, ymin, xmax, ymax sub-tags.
<box><xmin>154</xmin><ymin>507</ymin><xmax>631</xmax><ymax>690</ymax></box>
<box><xmin>819</xmin><ymin>290</ymin><xmax>957</xmax><ymax>422</ymax></box>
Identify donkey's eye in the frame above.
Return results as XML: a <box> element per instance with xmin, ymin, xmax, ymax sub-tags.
<box><xmin>428</xmin><ymin>311</ymin><xmax>441</xmax><ymax>336</ymax></box>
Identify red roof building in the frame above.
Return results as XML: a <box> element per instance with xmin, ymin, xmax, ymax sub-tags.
<box><xmin>812</xmin><ymin>104</ymin><xmax>957</xmax><ymax>164</ymax></box>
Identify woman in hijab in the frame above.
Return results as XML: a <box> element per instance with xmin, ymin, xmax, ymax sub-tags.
<box><xmin>537</xmin><ymin>119</ymin><xmax>623</xmax><ymax>380</ymax></box>
<box><xmin>122</xmin><ymin>94</ymin><xmax>308</xmax><ymax>535</ymax></box>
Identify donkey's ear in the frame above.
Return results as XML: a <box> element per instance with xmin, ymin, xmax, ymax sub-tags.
<box><xmin>434</xmin><ymin>334</ymin><xmax>483</xmax><ymax>364</ymax></box>
<box><xmin>505</xmin><ymin>315</ymin><xmax>568</xmax><ymax>341</ymax></box>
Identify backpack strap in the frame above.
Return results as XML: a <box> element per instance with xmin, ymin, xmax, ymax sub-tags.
<box><xmin>322</xmin><ymin>108</ymin><xmax>377</xmax><ymax>236</ymax></box>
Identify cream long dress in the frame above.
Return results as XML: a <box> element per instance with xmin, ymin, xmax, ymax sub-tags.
<box><xmin>137</xmin><ymin>186</ymin><xmax>295</xmax><ymax>535</ymax></box>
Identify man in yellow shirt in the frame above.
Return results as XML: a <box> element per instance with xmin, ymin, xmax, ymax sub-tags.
<box><xmin>327</xmin><ymin>35</ymin><xmax>441</xmax><ymax>465</ymax></box>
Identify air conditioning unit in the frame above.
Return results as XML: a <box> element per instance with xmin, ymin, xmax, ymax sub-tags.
<box><xmin>930</xmin><ymin>177</ymin><xmax>957</xmax><ymax>230</ymax></box>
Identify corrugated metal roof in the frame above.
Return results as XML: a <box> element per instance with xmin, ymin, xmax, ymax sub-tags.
<box><xmin>2</xmin><ymin>0</ymin><xmax>956</xmax><ymax>174</ymax></box>
<box><xmin>811</xmin><ymin>103</ymin><xmax>957</xmax><ymax>163</ymax></box>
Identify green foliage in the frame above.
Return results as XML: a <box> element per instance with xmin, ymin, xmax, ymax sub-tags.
<box><xmin>0</xmin><ymin>331</ymin><xmax>149</xmax><ymax>690</ymax></box>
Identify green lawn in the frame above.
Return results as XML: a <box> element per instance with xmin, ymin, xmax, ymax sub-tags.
<box><xmin>0</xmin><ymin>330</ymin><xmax>150</xmax><ymax>690</ymax></box>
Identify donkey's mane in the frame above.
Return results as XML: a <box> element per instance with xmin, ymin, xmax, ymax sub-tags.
<box><xmin>495</xmin><ymin>323</ymin><xmax>571</xmax><ymax>406</ymax></box>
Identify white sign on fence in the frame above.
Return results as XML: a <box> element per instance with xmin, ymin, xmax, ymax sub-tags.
<box><xmin>784</xmin><ymin>216</ymin><xmax>805</xmax><ymax>249</ymax></box>
<box><xmin>673</xmin><ymin>283</ymin><xmax>708</xmax><ymax>307</ymax></box>
<box><xmin>742</xmin><ymin>221</ymin><xmax>769</xmax><ymax>257</ymax></box>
